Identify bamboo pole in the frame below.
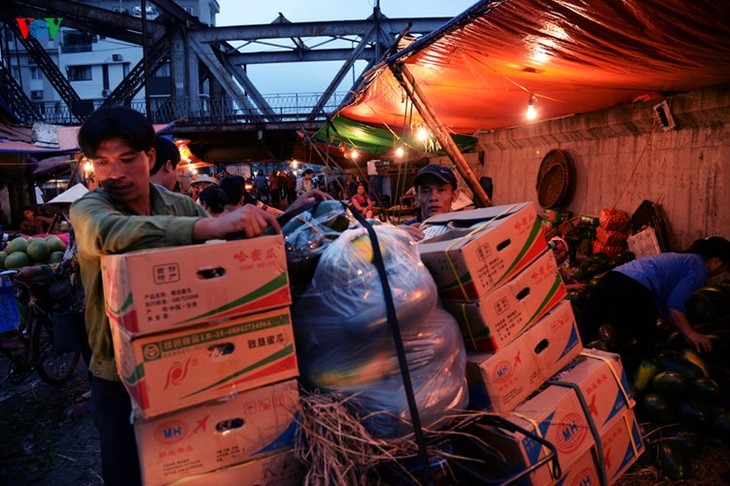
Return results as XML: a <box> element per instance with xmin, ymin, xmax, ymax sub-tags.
<box><xmin>389</xmin><ymin>63</ymin><xmax>492</xmax><ymax>207</ymax></box>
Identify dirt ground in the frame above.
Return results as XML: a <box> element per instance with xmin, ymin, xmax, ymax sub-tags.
<box><xmin>0</xmin><ymin>355</ymin><xmax>102</xmax><ymax>485</ymax></box>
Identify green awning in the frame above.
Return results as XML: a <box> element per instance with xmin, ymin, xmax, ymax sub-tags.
<box><xmin>312</xmin><ymin>115</ymin><xmax>477</xmax><ymax>157</ymax></box>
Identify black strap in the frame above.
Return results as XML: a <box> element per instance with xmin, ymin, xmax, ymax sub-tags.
<box><xmin>347</xmin><ymin>203</ymin><xmax>433</xmax><ymax>485</ymax></box>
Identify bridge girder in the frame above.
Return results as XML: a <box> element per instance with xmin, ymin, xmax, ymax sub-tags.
<box><xmin>4</xmin><ymin>0</ymin><xmax>451</xmax><ymax>137</ymax></box>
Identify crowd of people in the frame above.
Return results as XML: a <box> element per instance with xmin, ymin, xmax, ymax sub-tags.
<box><xmin>5</xmin><ymin>104</ymin><xmax>727</xmax><ymax>486</ymax></box>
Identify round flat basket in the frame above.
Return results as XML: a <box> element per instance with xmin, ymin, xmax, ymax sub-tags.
<box><xmin>536</xmin><ymin>149</ymin><xmax>575</xmax><ymax>209</ymax></box>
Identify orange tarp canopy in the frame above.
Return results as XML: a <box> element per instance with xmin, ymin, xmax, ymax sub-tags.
<box><xmin>339</xmin><ymin>0</ymin><xmax>730</xmax><ymax>135</ymax></box>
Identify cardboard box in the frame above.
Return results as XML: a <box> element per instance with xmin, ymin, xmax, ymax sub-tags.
<box><xmin>444</xmin><ymin>250</ymin><xmax>567</xmax><ymax>352</ymax></box>
<box><xmin>113</xmin><ymin>307</ymin><xmax>299</xmax><ymax>418</ymax></box>
<box><xmin>418</xmin><ymin>202</ymin><xmax>547</xmax><ymax>302</ymax></box>
<box><xmin>471</xmin><ymin>350</ymin><xmax>637</xmax><ymax>485</ymax></box>
<box><xmin>136</xmin><ymin>380</ymin><xmax>300</xmax><ymax>486</ymax></box>
<box><xmin>480</xmin><ymin>384</ymin><xmax>594</xmax><ymax>485</ymax></box>
<box><xmin>556</xmin><ymin>410</ymin><xmax>644</xmax><ymax>486</ymax></box>
<box><xmin>170</xmin><ymin>448</ymin><xmax>305</xmax><ymax>485</ymax></box>
<box><xmin>552</xmin><ymin>349</ymin><xmax>635</xmax><ymax>430</ymax></box>
<box><xmin>102</xmin><ymin>237</ymin><xmax>291</xmax><ymax>335</ymax></box>
<box><xmin>466</xmin><ymin>300</ymin><xmax>582</xmax><ymax>412</ymax></box>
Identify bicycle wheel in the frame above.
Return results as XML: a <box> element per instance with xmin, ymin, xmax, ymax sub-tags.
<box><xmin>30</xmin><ymin>311</ymin><xmax>80</xmax><ymax>386</ymax></box>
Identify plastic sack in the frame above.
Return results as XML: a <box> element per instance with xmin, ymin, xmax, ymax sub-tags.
<box><xmin>291</xmin><ymin>224</ymin><xmax>468</xmax><ymax>438</ymax></box>
<box><xmin>595</xmin><ymin>225</ymin><xmax>628</xmax><ymax>246</ymax></box>
<box><xmin>598</xmin><ymin>208</ymin><xmax>630</xmax><ymax>232</ymax></box>
<box><xmin>282</xmin><ymin>200</ymin><xmax>352</xmax><ymax>290</ymax></box>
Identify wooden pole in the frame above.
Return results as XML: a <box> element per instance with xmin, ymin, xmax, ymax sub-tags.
<box><xmin>389</xmin><ymin>63</ymin><xmax>492</xmax><ymax>207</ymax></box>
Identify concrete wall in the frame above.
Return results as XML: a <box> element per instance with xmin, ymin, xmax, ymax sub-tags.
<box><xmin>474</xmin><ymin>87</ymin><xmax>730</xmax><ymax>250</ymax></box>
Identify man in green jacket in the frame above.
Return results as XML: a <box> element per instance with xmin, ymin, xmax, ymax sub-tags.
<box><xmin>70</xmin><ymin>106</ymin><xmax>283</xmax><ymax>485</ymax></box>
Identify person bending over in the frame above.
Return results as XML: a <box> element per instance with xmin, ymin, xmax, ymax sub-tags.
<box><xmin>578</xmin><ymin>236</ymin><xmax>730</xmax><ymax>366</ymax></box>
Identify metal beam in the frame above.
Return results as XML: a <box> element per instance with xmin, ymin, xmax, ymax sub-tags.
<box><xmin>193</xmin><ymin>18</ymin><xmax>452</xmax><ymax>42</ymax></box>
<box><xmin>149</xmin><ymin>0</ymin><xmax>200</xmax><ymax>27</ymax></box>
<box><xmin>309</xmin><ymin>24</ymin><xmax>378</xmax><ymax>120</ymax></box>
<box><xmin>226</xmin><ymin>47</ymin><xmax>377</xmax><ymax>65</ymax></box>
<box><xmin>221</xmin><ymin>58</ymin><xmax>276</xmax><ymax>120</ymax></box>
<box><xmin>188</xmin><ymin>37</ymin><xmax>260</xmax><ymax>121</ymax></box>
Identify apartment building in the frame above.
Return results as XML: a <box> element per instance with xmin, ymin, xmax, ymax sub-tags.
<box><xmin>5</xmin><ymin>0</ymin><xmax>219</xmax><ymax>120</ymax></box>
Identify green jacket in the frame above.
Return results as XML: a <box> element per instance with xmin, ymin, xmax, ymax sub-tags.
<box><xmin>70</xmin><ymin>184</ymin><xmax>208</xmax><ymax>381</ymax></box>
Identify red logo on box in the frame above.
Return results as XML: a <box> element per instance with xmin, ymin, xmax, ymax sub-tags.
<box><xmin>555</xmin><ymin>412</ymin><xmax>587</xmax><ymax>453</ymax></box>
<box><xmin>155</xmin><ymin>420</ymin><xmax>190</xmax><ymax>444</ymax></box>
<box><xmin>493</xmin><ymin>360</ymin><xmax>513</xmax><ymax>383</ymax></box>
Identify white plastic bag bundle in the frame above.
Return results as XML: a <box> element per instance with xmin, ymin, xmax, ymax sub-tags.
<box><xmin>291</xmin><ymin>224</ymin><xmax>468</xmax><ymax>438</ymax></box>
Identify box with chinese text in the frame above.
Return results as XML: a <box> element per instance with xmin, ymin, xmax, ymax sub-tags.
<box><xmin>418</xmin><ymin>202</ymin><xmax>547</xmax><ymax>302</ymax></box>
<box><xmin>466</xmin><ymin>300</ymin><xmax>582</xmax><ymax>412</ymax></box>
<box><xmin>135</xmin><ymin>380</ymin><xmax>299</xmax><ymax>486</ymax></box>
<box><xmin>444</xmin><ymin>250</ymin><xmax>567</xmax><ymax>352</ymax></box>
<box><xmin>112</xmin><ymin>306</ymin><xmax>298</xmax><ymax>418</ymax></box>
<box><xmin>170</xmin><ymin>448</ymin><xmax>304</xmax><ymax>485</ymax></box>
<box><xmin>556</xmin><ymin>409</ymin><xmax>644</xmax><ymax>485</ymax></box>
<box><xmin>101</xmin><ymin>237</ymin><xmax>291</xmax><ymax>335</ymax></box>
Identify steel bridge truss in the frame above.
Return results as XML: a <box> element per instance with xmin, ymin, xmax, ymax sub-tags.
<box><xmin>2</xmin><ymin>0</ymin><xmax>450</xmax><ymax>126</ymax></box>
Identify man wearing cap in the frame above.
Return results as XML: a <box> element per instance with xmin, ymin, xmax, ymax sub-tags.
<box><xmin>69</xmin><ymin>106</ymin><xmax>283</xmax><ymax>486</ymax></box>
<box><xmin>150</xmin><ymin>136</ymin><xmax>180</xmax><ymax>191</ymax></box>
<box><xmin>402</xmin><ymin>164</ymin><xmax>459</xmax><ymax>229</ymax></box>
<box><xmin>190</xmin><ymin>173</ymin><xmax>218</xmax><ymax>202</ymax></box>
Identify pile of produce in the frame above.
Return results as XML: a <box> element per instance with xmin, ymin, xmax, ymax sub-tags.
<box><xmin>1</xmin><ymin>235</ymin><xmax>67</xmax><ymax>269</ymax></box>
<box><xmin>586</xmin><ymin>281</ymin><xmax>730</xmax><ymax>481</ymax></box>
<box><xmin>592</xmin><ymin>208</ymin><xmax>631</xmax><ymax>258</ymax></box>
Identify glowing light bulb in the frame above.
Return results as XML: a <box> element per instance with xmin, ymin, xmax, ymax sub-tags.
<box><xmin>395</xmin><ymin>146</ymin><xmax>405</xmax><ymax>158</ymax></box>
<box><xmin>290</xmin><ymin>159</ymin><xmax>299</xmax><ymax>169</ymax></box>
<box><xmin>526</xmin><ymin>95</ymin><xmax>537</xmax><ymax>120</ymax></box>
<box><xmin>83</xmin><ymin>161</ymin><xmax>93</xmax><ymax>174</ymax></box>
<box><xmin>416</xmin><ymin>127</ymin><xmax>429</xmax><ymax>141</ymax></box>
<box><xmin>351</xmin><ymin>149</ymin><xmax>359</xmax><ymax>160</ymax></box>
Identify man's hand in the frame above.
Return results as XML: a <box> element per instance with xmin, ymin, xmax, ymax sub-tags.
<box><xmin>399</xmin><ymin>223</ymin><xmax>424</xmax><ymax>242</ymax></box>
<box><xmin>685</xmin><ymin>329</ymin><xmax>713</xmax><ymax>353</ymax></box>
<box><xmin>668</xmin><ymin>308</ymin><xmax>713</xmax><ymax>353</ymax></box>
<box><xmin>284</xmin><ymin>189</ymin><xmax>332</xmax><ymax>215</ymax></box>
<box><xmin>16</xmin><ymin>265</ymin><xmax>56</xmax><ymax>284</ymax></box>
<box><xmin>193</xmin><ymin>204</ymin><xmax>280</xmax><ymax>241</ymax></box>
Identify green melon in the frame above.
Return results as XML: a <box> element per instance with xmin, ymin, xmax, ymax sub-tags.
<box><xmin>0</xmin><ymin>252</ymin><xmax>6</xmax><ymax>269</ymax></box>
<box><xmin>4</xmin><ymin>252</ymin><xmax>30</xmax><ymax>269</ymax></box>
<box><xmin>6</xmin><ymin>238</ymin><xmax>28</xmax><ymax>254</ymax></box>
<box><xmin>48</xmin><ymin>251</ymin><xmax>65</xmax><ymax>263</ymax></box>
<box><xmin>44</xmin><ymin>235</ymin><xmax>67</xmax><ymax>253</ymax></box>
<box><xmin>26</xmin><ymin>239</ymin><xmax>50</xmax><ymax>263</ymax></box>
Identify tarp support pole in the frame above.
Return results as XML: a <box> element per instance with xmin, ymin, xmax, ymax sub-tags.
<box><xmin>389</xmin><ymin>63</ymin><xmax>492</xmax><ymax>207</ymax></box>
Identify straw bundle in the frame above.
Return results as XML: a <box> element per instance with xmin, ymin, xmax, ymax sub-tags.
<box><xmin>294</xmin><ymin>388</ymin><xmax>503</xmax><ymax>485</ymax></box>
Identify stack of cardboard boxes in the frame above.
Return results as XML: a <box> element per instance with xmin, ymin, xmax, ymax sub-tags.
<box><xmin>418</xmin><ymin>202</ymin><xmax>642</xmax><ymax>483</ymax></box>
<box><xmin>101</xmin><ymin>237</ymin><xmax>304</xmax><ymax>485</ymax></box>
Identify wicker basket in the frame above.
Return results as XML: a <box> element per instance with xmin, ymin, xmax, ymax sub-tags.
<box><xmin>536</xmin><ymin>149</ymin><xmax>575</xmax><ymax>209</ymax></box>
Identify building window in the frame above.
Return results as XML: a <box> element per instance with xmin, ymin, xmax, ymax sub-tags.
<box><xmin>67</xmin><ymin>65</ymin><xmax>92</xmax><ymax>82</ymax></box>
<box><xmin>153</xmin><ymin>63</ymin><xmax>171</xmax><ymax>78</ymax></box>
<box><xmin>30</xmin><ymin>67</ymin><xmax>42</xmax><ymax>80</ymax></box>
<box><xmin>61</xmin><ymin>31</ymin><xmax>94</xmax><ymax>53</ymax></box>
<box><xmin>31</xmin><ymin>90</ymin><xmax>44</xmax><ymax>100</ymax></box>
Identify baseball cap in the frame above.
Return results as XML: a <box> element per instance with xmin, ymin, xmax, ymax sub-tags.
<box><xmin>413</xmin><ymin>164</ymin><xmax>457</xmax><ymax>189</ymax></box>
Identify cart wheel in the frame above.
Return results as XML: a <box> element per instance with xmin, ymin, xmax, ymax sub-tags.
<box><xmin>37</xmin><ymin>351</ymin><xmax>80</xmax><ymax>385</ymax></box>
<box><xmin>32</xmin><ymin>315</ymin><xmax>80</xmax><ymax>386</ymax></box>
